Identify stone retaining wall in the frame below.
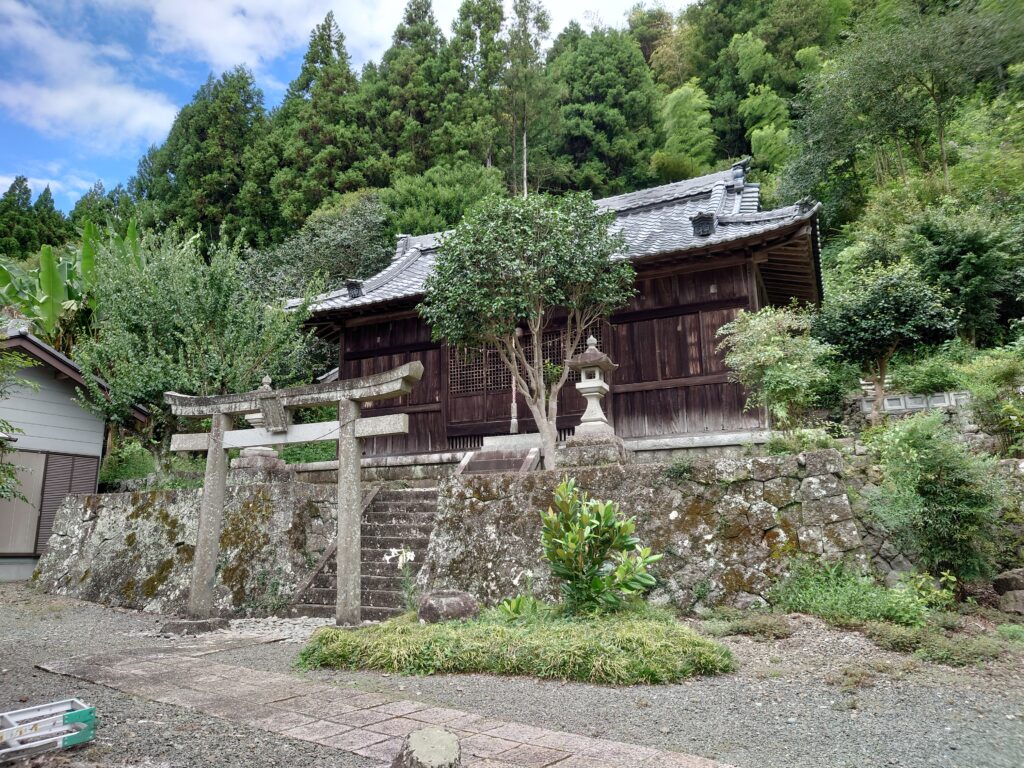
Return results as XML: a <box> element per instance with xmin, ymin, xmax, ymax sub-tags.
<box><xmin>417</xmin><ymin>449</ymin><xmax>865</xmax><ymax>610</ymax></box>
<box><xmin>35</xmin><ymin>482</ymin><xmax>336</xmax><ymax>617</ymax></box>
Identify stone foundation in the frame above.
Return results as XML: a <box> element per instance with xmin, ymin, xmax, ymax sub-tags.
<box><xmin>417</xmin><ymin>449</ymin><xmax>865</xmax><ymax>610</ymax></box>
<box><xmin>35</xmin><ymin>482</ymin><xmax>337</xmax><ymax>617</ymax></box>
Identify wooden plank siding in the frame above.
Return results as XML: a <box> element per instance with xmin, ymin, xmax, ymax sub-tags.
<box><xmin>337</xmin><ymin>259</ymin><xmax>765</xmax><ymax>457</ymax></box>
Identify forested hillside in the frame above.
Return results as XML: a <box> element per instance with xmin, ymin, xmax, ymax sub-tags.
<box><xmin>1</xmin><ymin>0</ymin><xmax>1023</xmax><ymax>434</ymax></box>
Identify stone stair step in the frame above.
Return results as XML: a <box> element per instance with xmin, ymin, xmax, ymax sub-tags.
<box><xmin>362</xmin><ymin>589</ymin><xmax>408</xmax><ymax>608</ymax></box>
<box><xmin>363</xmin><ymin>512</ymin><xmax>437</xmax><ymax>527</ymax></box>
<box><xmin>374</xmin><ymin>489</ymin><xmax>439</xmax><ymax>503</ymax></box>
<box><xmin>362</xmin><ymin>522</ymin><xmax>435</xmax><ymax>538</ymax></box>
<box><xmin>360</xmin><ymin>561</ymin><xmax>423</xmax><ymax>578</ymax></box>
<box><xmin>361</xmin><ymin>535</ymin><xmax>431</xmax><ymax>551</ymax></box>
<box><xmin>289</xmin><ymin>603</ymin><xmax>334</xmax><ymax>618</ymax></box>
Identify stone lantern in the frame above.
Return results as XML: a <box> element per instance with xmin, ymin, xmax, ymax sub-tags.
<box><xmin>566</xmin><ymin>335</ymin><xmax>618</xmax><ymax>437</ymax></box>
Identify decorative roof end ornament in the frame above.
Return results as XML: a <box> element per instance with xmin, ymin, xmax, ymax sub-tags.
<box><xmin>691</xmin><ymin>211</ymin><xmax>717</xmax><ymax>238</ymax></box>
<box><xmin>346</xmin><ymin>279</ymin><xmax>363</xmax><ymax>298</ymax></box>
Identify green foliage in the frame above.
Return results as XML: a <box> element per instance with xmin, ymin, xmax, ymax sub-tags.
<box><xmin>717</xmin><ymin>305</ymin><xmax>834</xmax><ymax>431</ymax></box>
<box><xmin>539</xmin><ymin>478</ymin><xmax>662</xmax><ymax>612</ymax></box>
<box><xmin>498</xmin><ymin>593</ymin><xmax>543</xmax><ymax>619</ymax></box>
<box><xmin>889</xmin><ymin>344</ymin><xmax>970</xmax><ymax>396</ymax></box>
<box><xmin>73</xmin><ymin>229</ymin><xmax>316</xmax><ymax>439</ymax></box>
<box><xmin>914</xmin><ymin>633</ymin><xmax>1004</xmax><ymax>667</ymax></box>
<box><xmin>665</xmin><ymin>457</ymin><xmax>694</xmax><ymax>482</ymax></box>
<box><xmin>0</xmin><ymin>351</ymin><xmax>37</xmax><ymax>502</ymax></box>
<box><xmin>0</xmin><ymin>177</ymin><xmax>73</xmax><ymax>261</ymax></box>
<box><xmin>299</xmin><ymin>604</ymin><xmax>735</xmax><ymax>684</ymax></box>
<box><xmin>962</xmin><ymin>342</ymin><xmax>1024</xmax><ymax>455</ymax></box>
<box><xmin>701</xmin><ymin>611</ymin><xmax>794</xmax><ymax>641</ymax></box>
<box><xmin>70</xmin><ymin>181</ymin><xmax>137</xmax><ymax>237</ymax></box>
<box><xmin>244</xmin><ymin>191</ymin><xmax>392</xmax><ymax>300</ymax></box>
<box><xmin>997</xmin><ymin>624</ymin><xmax>1024</xmax><ymax>644</ymax></box>
<box><xmin>99</xmin><ymin>440</ymin><xmax>156</xmax><ymax>485</ymax></box>
<box><xmin>900</xmin><ymin>571</ymin><xmax>958</xmax><ymax>611</ymax></box>
<box><xmin>0</xmin><ymin>220</ymin><xmax>113</xmax><ymax>352</ymax></box>
<box><xmin>814</xmin><ymin>262</ymin><xmax>957</xmax><ymax>420</ymax></box>
<box><xmin>380</xmin><ymin>163</ymin><xmax>505</xmax><ymax>236</ymax></box>
<box><xmin>769</xmin><ymin>558</ymin><xmax>929</xmax><ymax>627</ymax></box>
<box><xmin>867</xmin><ymin>412</ymin><xmax>1000</xmax><ymax>582</ymax></box>
<box><xmin>420</xmin><ymin>192</ymin><xmax>632</xmax><ymax>465</ymax></box>
<box><xmin>134</xmin><ymin>67</ymin><xmax>267</xmax><ymax>245</ymax></box>
<box><xmin>651</xmin><ymin>79</ymin><xmax>716</xmax><ymax>181</ymax></box>
<box><xmin>764</xmin><ymin>428</ymin><xmax>834</xmax><ymax>456</ymax></box>
<box><xmin>279</xmin><ymin>441</ymin><xmax>336</xmax><ymax>465</ymax></box>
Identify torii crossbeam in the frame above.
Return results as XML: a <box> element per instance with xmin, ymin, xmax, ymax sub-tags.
<box><xmin>165</xmin><ymin>361</ymin><xmax>423</xmax><ymax>624</ymax></box>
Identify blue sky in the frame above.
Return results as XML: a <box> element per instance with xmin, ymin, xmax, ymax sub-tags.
<box><xmin>0</xmin><ymin>0</ymin><xmax>668</xmax><ymax>212</ymax></box>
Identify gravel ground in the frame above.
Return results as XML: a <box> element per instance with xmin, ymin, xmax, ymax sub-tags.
<box><xmin>0</xmin><ymin>584</ymin><xmax>371</xmax><ymax>768</ymax></box>
<box><xmin>3</xmin><ymin>582</ymin><xmax>1024</xmax><ymax>768</ymax></box>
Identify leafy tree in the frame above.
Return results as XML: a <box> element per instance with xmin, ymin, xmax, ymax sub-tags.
<box><xmin>32</xmin><ymin>188</ymin><xmax>73</xmax><ymax>250</ymax></box>
<box><xmin>869</xmin><ymin>412</ymin><xmax>999</xmax><ymax>583</ymax></box>
<box><xmin>264</xmin><ymin>13</ymin><xmax>371</xmax><ymax>230</ymax></box>
<box><xmin>420</xmin><ymin>192</ymin><xmax>634</xmax><ymax>467</ymax></box>
<box><xmin>547</xmin><ymin>28</ymin><xmax>660</xmax><ymax>195</ymax></box>
<box><xmin>626</xmin><ymin>3</ymin><xmax>675</xmax><ymax>65</ymax></box>
<box><xmin>0</xmin><ymin>351</ymin><xmax>36</xmax><ymax>502</ymax></box>
<box><xmin>815</xmin><ymin>262</ymin><xmax>957</xmax><ymax>424</ymax></box>
<box><xmin>434</xmin><ymin>0</ymin><xmax>506</xmax><ymax>167</ymax></box>
<box><xmin>380</xmin><ymin>162</ymin><xmax>505</xmax><ymax>235</ymax></box>
<box><xmin>651</xmin><ymin>78</ymin><xmax>716</xmax><ymax>181</ymax></box>
<box><xmin>133</xmin><ymin>67</ymin><xmax>267</xmax><ymax>244</ymax></box>
<box><xmin>716</xmin><ymin>305</ymin><xmax>833</xmax><ymax>431</ymax></box>
<box><xmin>74</xmin><ymin>229</ymin><xmax>316</xmax><ymax>440</ymax></box>
<box><xmin>70</xmin><ymin>181</ymin><xmax>137</xmax><ymax>237</ymax></box>
<box><xmin>245</xmin><ymin>191</ymin><xmax>392</xmax><ymax>300</ymax></box>
<box><xmin>363</xmin><ymin>0</ymin><xmax>446</xmax><ymax>175</ymax></box>
<box><xmin>906</xmin><ymin>209</ymin><xmax>1016</xmax><ymax>347</ymax></box>
<box><xmin>0</xmin><ymin>177</ymin><xmax>38</xmax><ymax>259</ymax></box>
<box><xmin>503</xmin><ymin>0</ymin><xmax>555</xmax><ymax>195</ymax></box>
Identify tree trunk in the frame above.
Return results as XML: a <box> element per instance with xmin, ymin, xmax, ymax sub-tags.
<box><xmin>521</xmin><ymin>119</ymin><xmax>528</xmax><ymax>199</ymax></box>
<box><xmin>870</xmin><ymin>356</ymin><xmax>890</xmax><ymax>426</ymax></box>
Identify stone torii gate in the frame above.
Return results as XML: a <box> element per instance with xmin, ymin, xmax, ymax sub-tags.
<box><xmin>165</xmin><ymin>362</ymin><xmax>423</xmax><ymax>625</ymax></box>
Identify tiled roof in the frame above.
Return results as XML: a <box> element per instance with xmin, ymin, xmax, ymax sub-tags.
<box><xmin>296</xmin><ymin>161</ymin><xmax>818</xmax><ymax>316</ymax></box>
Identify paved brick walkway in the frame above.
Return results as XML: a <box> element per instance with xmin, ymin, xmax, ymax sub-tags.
<box><xmin>39</xmin><ymin>635</ymin><xmax>734</xmax><ymax>768</ymax></box>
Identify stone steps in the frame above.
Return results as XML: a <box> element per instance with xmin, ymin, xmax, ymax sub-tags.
<box><xmin>289</xmin><ymin>485</ymin><xmax>437</xmax><ymax>620</ymax></box>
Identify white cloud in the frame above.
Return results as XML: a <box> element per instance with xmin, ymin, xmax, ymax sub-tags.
<box><xmin>0</xmin><ymin>171</ymin><xmax>93</xmax><ymax>198</ymax></box>
<box><xmin>0</xmin><ymin>0</ymin><xmax>177</xmax><ymax>152</ymax></box>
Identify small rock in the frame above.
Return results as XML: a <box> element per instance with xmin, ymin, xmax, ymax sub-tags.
<box><xmin>417</xmin><ymin>590</ymin><xmax>480</xmax><ymax>624</ymax></box>
<box><xmin>993</xmin><ymin>568</ymin><xmax>1024</xmax><ymax>595</ymax></box>
<box><xmin>391</xmin><ymin>727</ymin><xmax>461</xmax><ymax>768</ymax></box>
<box><xmin>998</xmin><ymin>590</ymin><xmax>1024</xmax><ymax>615</ymax></box>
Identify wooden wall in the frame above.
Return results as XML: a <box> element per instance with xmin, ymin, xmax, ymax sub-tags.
<box><xmin>338</xmin><ymin>258</ymin><xmax>765</xmax><ymax>457</ymax></box>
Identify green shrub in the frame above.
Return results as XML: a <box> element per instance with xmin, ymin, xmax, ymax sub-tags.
<box><xmin>99</xmin><ymin>439</ymin><xmax>155</xmax><ymax>484</ymax></box>
<box><xmin>915</xmin><ymin>633</ymin><xmax>1004</xmax><ymax>666</ymax></box>
<box><xmin>765</xmin><ymin>429</ymin><xmax>834</xmax><ymax>456</ymax></box>
<box><xmin>996</xmin><ymin>624</ymin><xmax>1024</xmax><ymax>644</ymax></box>
<box><xmin>665</xmin><ymin>457</ymin><xmax>694</xmax><ymax>481</ymax></box>
<box><xmin>963</xmin><ymin>342</ymin><xmax>1024</xmax><ymax>454</ymax></box>
<box><xmin>889</xmin><ymin>342</ymin><xmax>972</xmax><ymax>395</ymax></box>
<box><xmin>770</xmin><ymin>559</ymin><xmax>929</xmax><ymax>627</ymax></box>
<box><xmin>540</xmin><ymin>478</ymin><xmax>661</xmax><ymax>612</ymax></box>
<box><xmin>863</xmin><ymin>621</ymin><xmax>926</xmax><ymax>652</ymax></box>
<box><xmin>716</xmin><ymin>305</ymin><xmax>834</xmax><ymax>431</ymax></box>
<box><xmin>702</xmin><ymin>612</ymin><xmax>793</xmax><ymax>640</ymax></box>
<box><xmin>280</xmin><ymin>441</ymin><xmax>336</xmax><ymax>465</ymax></box>
<box><xmin>868</xmin><ymin>412</ymin><xmax>999</xmax><ymax>582</ymax></box>
<box><xmin>498</xmin><ymin>593</ymin><xmax>545</xmax><ymax>619</ymax></box>
<box><xmin>299</xmin><ymin>606</ymin><xmax>735</xmax><ymax>684</ymax></box>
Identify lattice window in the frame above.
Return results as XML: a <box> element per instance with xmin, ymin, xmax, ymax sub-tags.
<box><xmin>447</xmin><ymin>323</ymin><xmax>604</xmax><ymax>394</ymax></box>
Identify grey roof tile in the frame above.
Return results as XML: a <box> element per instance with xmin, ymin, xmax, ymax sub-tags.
<box><xmin>296</xmin><ymin>161</ymin><xmax>817</xmax><ymax>315</ymax></box>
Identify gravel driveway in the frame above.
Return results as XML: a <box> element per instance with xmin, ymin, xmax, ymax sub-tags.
<box><xmin>3</xmin><ymin>583</ymin><xmax>1023</xmax><ymax>768</ymax></box>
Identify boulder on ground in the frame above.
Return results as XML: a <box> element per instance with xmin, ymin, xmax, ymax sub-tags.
<box><xmin>998</xmin><ymin>590</ymin><xmax>1024</xmax><ymax>615</ymax></box>
<box><xmin>391</xmin><ymin>727</ymin><xmax>461</xmax><ymax>768</ymax></box>
<box><xmin>993</xmin><ymin>568</ymin><xmax>1024</xmax><ymax>595</ymax></box>
<box><xmin>417</xmin><ymin>590</ymin><xmax>480</xmax><ymax>624</ymax></box>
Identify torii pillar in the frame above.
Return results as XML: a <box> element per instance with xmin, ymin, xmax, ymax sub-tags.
<box><xmin>166</xmin><ymin>362</ymin><xmax>423</xmax><ymax>624</ymax></box>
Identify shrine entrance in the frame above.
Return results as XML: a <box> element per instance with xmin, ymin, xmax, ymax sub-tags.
<box><xmin>165</xmin><ymin>362</ymin><xmax>423</xmax><ymax>624</ymax></box>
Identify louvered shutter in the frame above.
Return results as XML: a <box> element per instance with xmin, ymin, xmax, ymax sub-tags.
<box><xmin>34</xmin><ymin>454</ymin><xmax>99</xmax><ymax>554</ymax></box>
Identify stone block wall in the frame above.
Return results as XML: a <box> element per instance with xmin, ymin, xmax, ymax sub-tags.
<box><xmin>417</xmin><ymin>449</ymin><xmax>865</xmax><ymax>611</ymax></box>
<box><xmin>36</xmin><ymin>482</ymin><xmax>337</xmax><ymax>617</ymax></box>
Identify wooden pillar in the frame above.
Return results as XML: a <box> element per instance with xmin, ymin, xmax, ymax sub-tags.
<box><xmin>336</xmin><ymin>397</ymin><xmax>362</xmax><ymax>625</ymax></box>
<box><xmin>188</xmin><ymin>413</ymin><xmax>231</xmax><ymax>619</ymax></box>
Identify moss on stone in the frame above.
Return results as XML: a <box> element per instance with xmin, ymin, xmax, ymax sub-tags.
<box><xmin>122</xmin><ymin>578</ymin><xmax>137</xmax><ymax>601</ymax></box>
<box><xmin>125</xmin><ymin>531</ymin><xmax>137</xmax><ymax>548</ymax></box>
<box><xmin>141</xmin><ymin>558</ymin><xmax>175</xmax><ymax>598</ymax></box>
<box><xmin>219</xmin><ymin>488</ymin><xmax>273</xmax><ymax>607</ymax></box>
